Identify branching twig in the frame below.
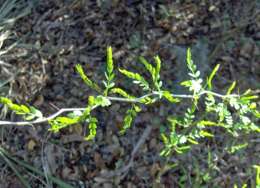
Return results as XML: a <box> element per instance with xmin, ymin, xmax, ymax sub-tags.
<box><xmin>0</xmin><ymin>108</ymin><xmax>85</xmax><ymax>126</ymax></box>
<box><xmin>0</xmin><ymin>91</ymin><xmax>240</xmax><ymax>126</ymax></box>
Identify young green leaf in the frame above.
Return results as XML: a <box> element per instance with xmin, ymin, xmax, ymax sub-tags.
<box><xmin>0</xmin><ymin>97</ymin><xmax>31</xmax><ymax>115</ymax></box>
<box><xmin>161</xmin><ymin>133</ymin><xmax>169</xmax><ymax>145</ymax></box>
<box><xmin>103</xmin><ymin>46</ymin><xmax>115</xmax><ymax>95</ymax></box>
<box><xmin>106</xmin><ymin>46</ymin><xmax>113</xmax><ymax>76</ymax></box>
<box><xmin>120</xmin><ymin>110</ymin><xmax>134</xmax><ymax>134</ymax></box>
<box><xmin>120</xmin><ymin>105</ymin><xmax>140</xmax><ymax>134</ymax></box>
<box><xmin>252</xmin><ymin>110</ymin><xmax>260</xmax><ymax>118</ymax></box>
<box><xmin>139</xmin><ymin>56</ymin><xmax>155</xmax><ymax>81</ymax></box>
<box><xmin>95</xmin><ymin>95</ymin><xmax>111</xmax><ymax>107</ymax></box>
<box><xmin>162</xmin><ymin>90</ymin><xmax>180</xmax><ymax>103</ymax></box>
<box><xmin>240</xmin><ymin>95</ymin><xmax>258</xmax><ymax>102</ymax></box>
<box><xmin>186</xmin><ymin>48</ymin><xmax>192</xmax><ymax>68</ymax></box>
<box><xmin>175</xmin><ymin>145</ymin><xmax>191</xmax><ymax>154</ymax></box>
<box><xmin>133</xmin><ymin>105</ymin><xmax>141</xmax><ymax>112</ymax></box>
<box><xmin>139</xmin><ymin>96</ymin><xmax>156</xmax><ymax>104</ymax></box>
<box><xmin>25</xmin><ymin>107</ymin><xmax>43</xmax><ymax>121</ymax></box>
<box><xmin>199</xmin><ymin>130</ymin><xmax>214</xmax><ymax>138</ymax></box>
<box><xmin>180</xmin><ymin>80</ymin><xmax>192</xmax><ymax>88</ymax></box>
<box><xmin>111</xmin><ymin>88</ymin><xmax>135</xmax><ymax>99</ymax></box>
<box><xmin>48</xmin><ymin>117</ymin><xmax>79</xmax><ymax>133</ymax></box>
<box><xmin>154</xmin><ymin>55</ymin><xmax>161</xmax><ymax>80</ymax></box>
<box><xmin>119</xmin><ymin>68</ymin><xmax>150</xmax><ymax>90</ymax></box>
<box><xmin>226</xmin><ymin>81</ymin><xmax>236</xmax><ymax>95</ymax></box>
<box><xmin>30</xmin><ymin>107</ymin><xmax>43</xmax><ymax>118</ymax></box>
<box><xmin>253</xmin><ymin>165</ymin><xmax>260</xmax><ymax>186</ymax></box>
<box><xmin>198</xmin><ymin>120</ymin><xmax>218</xmax><ymax>127</ymax></box>
<box><xmin>85</xmin><ymin>117</ymin><xmax>97</xmax><ymax>140</ymax></box>
<box><xmin>154</xmin><ymin>55</ymin><xmax>162</xmax><ymax>90</ymax></box>
<box><xmin>79</xmin><ymin>106</ymin><xmax>92</xmax><ymax>122</ymax></box>
<box><xmin>228</xmin><ymin>143</ymin><xmax>248</xmax><ymax>153</ymax></box>
<box><xmin>207</xmin><ymin>64</ymin><xmax>220</xmax><ymax>90</ymax></box>
<box><xmin>0</xmin><ymin>97</ymin><xmax>12</xmax><ymax>105</ymax></box>
<box><xmin>76</xmin><ymin>64</ymin><xmax>101</xmax><ymax>92</ymax></box>
<box><xmin>187</xmin><ymin>138</ymin><xmax>199</xmax><ymax>145</ymax></box>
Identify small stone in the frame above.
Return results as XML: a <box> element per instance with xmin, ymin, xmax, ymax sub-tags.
<box><xmin>27</xmin><ymin>139</ymin><xmax>37</xmax><ymax>151</ymax></box>
<box><xmin>209</xmin><ymin>5</ymin><xmax>216</xmax><ymax>11</ymax></box>
<box><xmin>150</xmin><ymin>163</ymin><xmax>160</xmax><ymax>177</ymax></box>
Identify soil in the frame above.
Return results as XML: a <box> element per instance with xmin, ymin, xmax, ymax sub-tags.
<box><xmin>0</xmin><ymin>1</ymin><xmax>259</xmax><ymax>187</ymax></box>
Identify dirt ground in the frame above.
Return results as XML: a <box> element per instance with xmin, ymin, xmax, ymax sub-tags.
<box><xmin>0</xmin><ymin>0</ymin><xmax>259</xmax><ymax>187</ymax></box>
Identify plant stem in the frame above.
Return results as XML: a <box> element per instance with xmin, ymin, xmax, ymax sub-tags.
<box><xmin>0</xmin><ymin>90</ymin><xmax>240</xmax><ymax>126</ymax></box>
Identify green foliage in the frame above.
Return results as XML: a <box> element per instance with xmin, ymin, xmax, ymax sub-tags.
<box><xmin>181</xmin><ymin>48</ymin><xmax>203</xmax><ymax>95</ymax></box>
<box><xmin>226</xmin><ymin>81</ymin><xmax>236</xmax><ymax>95</ymax></box>
<box><xmin>85</xmin><ymin>117</ymin><xmax>97</xmax><ymax>141</ymax></box>
<box><xmin>111</xmin><ymin>88</ymin><xmax>134</xmax><ymax>99</ymax></box>
<box><xmin>207</xmin><ymin>64</ymin><xmax>220</xmax><ymax>90</ymax></box>
<box><xmin>0</xmin><ymin>46</ymin><xmax>259</xmax><ymax>161</ymax></box>
<box><xmin>120</xmin><ymin>104</ymin><xmax>141</xmax><ymax>134</ymax></box>
<box><xmin>162</xmin><ymin>91</ymin><xmax>180</xmax><ymax>103</ymax></box>
<box><xmin>254</xmin><ymin>165</ymin><xmax>260</xmax><ymax>188</ymax></box>
<box><xmin>119</xmin><ymin>68</ymin><xmax>150</xmax><ymax>91</ymax></box>
<box><xmin>0</xmin><ymin>97</ymin><xmax>42</xmax><ymax>121</ymax></box>
<box><xmin>233</xmin><ymin>165</ymin><xmax>260</xmax><ymax>188</ymax></box>
<box><xmin>226</xmin><ymin>142</ymin><xmax>248</xmax><ymax>154</ymax></box>
<box><xmin>49</xmin><ymin>116</ymin><xmax>79</xmax><ymax>133</ymax></box>
<box><xmin>159</xmin><ymin>48</ymin><xmax>259</xmax><ymax>156</ymax></box>
<box><xmin>103</xmin><ymin>46</ymin><xmax>115</xmax><ymax>96</ymax></box>
<box><xmin>139</xmin><ymin>56</ymin><xmax>155</xmax><ymax>79</ymax></box>
<box><xmin>75</xmin><ymin>64</ymin><xmax>101</xmax><ymax>93</ymax></box>
<box><xmin>138</xmin><ymin>55</ymin><xmax>162</xmax><ymax>90</ymax></box>
<box><xmin>49</xmin><ymin>95</ymin><xmax>111</xmax><ymax>138</ymax></box>
<box><xmin>106</xmin><ymin>46</ymin><xmax>114</xmax><ymax>76</ymax></box>
<box><xmin>160</xmin><ymin>120</ymin><xmax>191</xmax><ymax>156</ymax></box>
<box><xmin>0</xmin><ymin>97</ymin><xmax>29</xmax><ymax>114</ymax></box>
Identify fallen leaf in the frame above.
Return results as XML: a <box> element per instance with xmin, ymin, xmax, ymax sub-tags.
<box><xmin>94</xmin><ymin>152</ymin><xmax>106</xmax><ymax>169</ymax></box>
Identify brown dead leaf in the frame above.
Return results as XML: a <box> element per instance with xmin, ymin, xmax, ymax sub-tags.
<box><xmin>94</xmin><ymin>152</ymin><xmax>106</xmax><ymax>169</ymax></box>
<box><xmin>68</xmin><ymin>123</ymin><xmax>83</xmax><ymax>135</ymax></box>
<box><xmin>61</xmin><ymin>166</ymin><xmax>80</xmax><ymax>180</ymax></box>
<box><xmin>33</xmin><ymin>94</ymin><xmax>44</xmax><ymax>106</ymax></box>
<box><xmin>73</xmin><ymin>124</ymin><xmax>83</xmax><ymax>135</ymax></box>
<box><xmin>61</xmin><ymin>134</ymin><xmax>84</xmax><ymax>144</ymax></box>
<box><xmin>150</xmin><ymin>163</ymin><xmax>161</xmax><ymax>177</ymax></box>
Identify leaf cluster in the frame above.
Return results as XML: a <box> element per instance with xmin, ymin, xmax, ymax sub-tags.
<box><xmin>0</xmin><ymin>46</ymin><xmax>259</xmax><ymax>159</ymax></box>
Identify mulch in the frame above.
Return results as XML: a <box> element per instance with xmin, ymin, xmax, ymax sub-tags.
<box><xmin>0</xmin><ymin>1</ymin><xmax>259</xmax><ymax>187</ymax></box>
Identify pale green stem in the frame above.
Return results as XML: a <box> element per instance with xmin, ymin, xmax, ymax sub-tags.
<box><xmin>0</xmin><ymin>90</ymin><xmax>240</xmax><ymax>126</ymax></box>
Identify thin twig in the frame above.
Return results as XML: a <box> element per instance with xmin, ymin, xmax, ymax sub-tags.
<box><xmin>0</xmin><ymin>108</ymin><xmax>85</xmax><ymax>126</ymax></box>
<box><xmin>0</xmin><ymin>90</ymin><xmax>240</xmax><ymax>126</ymax></box>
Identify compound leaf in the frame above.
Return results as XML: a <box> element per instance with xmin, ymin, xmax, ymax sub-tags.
<box><xmin>207</xmin><ymin>64</ymin><xmax>220</xmax><ymax>90</ymax></box>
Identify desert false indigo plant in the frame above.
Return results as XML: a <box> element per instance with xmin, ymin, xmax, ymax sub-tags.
<box><xmin>0</xmin><ymin>46</ymin><xmax>259</xmax><ymax>157</ymax></box>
